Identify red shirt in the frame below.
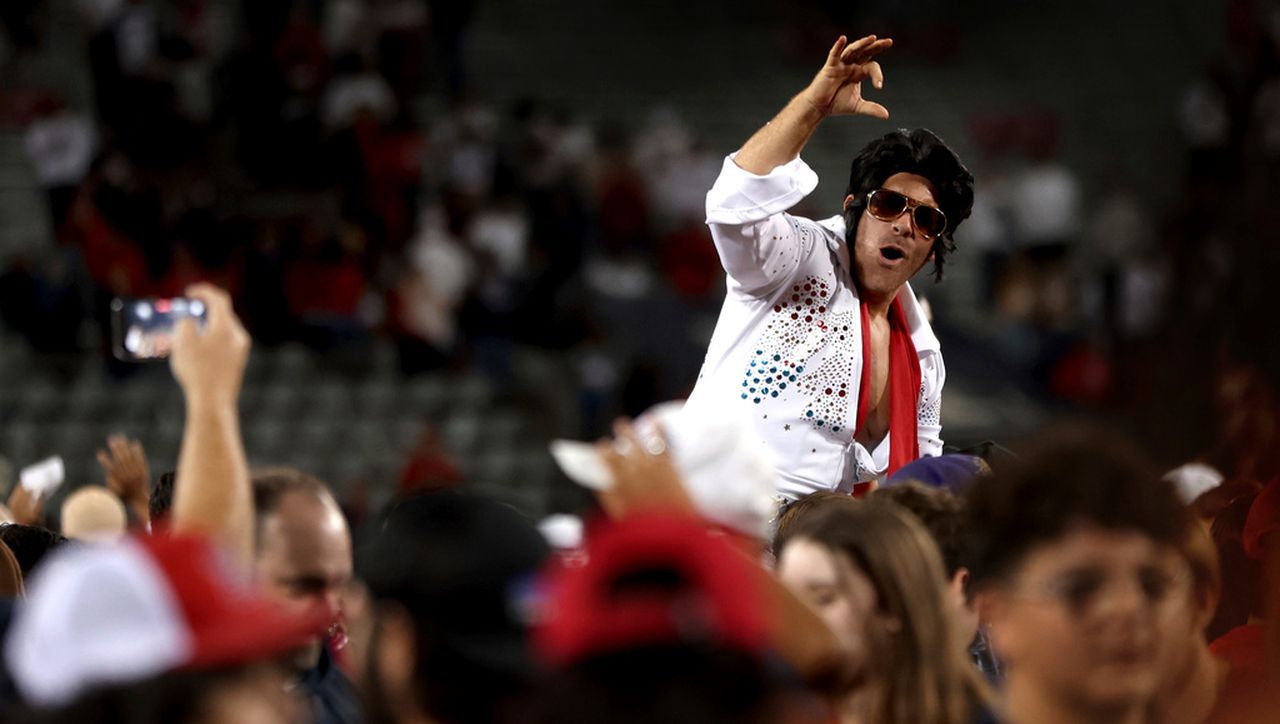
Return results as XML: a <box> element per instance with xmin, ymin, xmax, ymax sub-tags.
<box><xmin>1209</xmin><ymin>622</ymin><xmax>1265</xmax><ymax>674</ymax></box>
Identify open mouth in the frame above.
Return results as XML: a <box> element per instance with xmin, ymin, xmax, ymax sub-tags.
<box><xmin>879</xmin><ymin>247</ymin><xmax>905</xmax><ymax>262</ymax></box>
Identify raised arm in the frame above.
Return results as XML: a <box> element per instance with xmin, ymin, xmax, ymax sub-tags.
<box><xmin>734</xmin><ymin>34</ymin><xmax>891</xmax><ymax>174</ymax></box>
<box><xmin>97</xmin><ymin>434</ymin><xmax>152</xmax><ymax>528</ymax></box>
<box><xmin>169</xmin><ymin>283</ymin><xmax>254</xmax><ymax>567</ymax></box>
<box><xmin>705</xmin><ymin>35</ymin><xmax>891</xmax><ymax>297</ymax></box>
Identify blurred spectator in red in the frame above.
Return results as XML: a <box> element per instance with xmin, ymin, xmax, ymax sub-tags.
<box><xmin>592</xmin><ymin>122</ymin><xmax>651</xmax><ymax>257</ymax></box>
<box><xmin>282</xmin><ymin>216</ymin><xmax>373</xmax><ymax>354</ymax></box>
<box><xmin>1146</xmin><ymin>515</ymin><xmax>1277</xmax><ymax>723</ymax></box>
<box><xmin>657</xmin><ymin>220</ymin><xmax>722</xmax><ymax>299</ymax></box>
<box><xmin>1210</xmin><ymin>479</ymin><xmax>1280</xmax><ymax>675</ymax></box>
<box><xmin>535</xmin><ymin>513</ymin><xmax>814</xmax><ymax>724</ymax></box>
<box><xmin>398</xmin><ymin>426</ymin><xmax>464</xmax><ymax>496</ymax></box>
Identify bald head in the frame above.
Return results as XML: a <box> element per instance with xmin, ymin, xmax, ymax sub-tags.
<box><xmin>251</xmin><ymin>469</ymin><xmax>353</xmax><ymax>672</ymax></box>
<box><xmin>61</xmin><ymin>487</ymin><xmax>127</xmax><ymax>543</ymax></box>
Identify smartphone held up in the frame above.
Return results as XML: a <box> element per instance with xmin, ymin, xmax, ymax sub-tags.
<box><xmin>110</xmin><ymin>297</ymin><xmax>208</xmax><ymax>362</ymax></box>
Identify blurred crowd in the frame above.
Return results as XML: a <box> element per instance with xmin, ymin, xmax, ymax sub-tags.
<box><xmin>0</xmin><ymin>1</ymin><xmax>1279</xmax><ymax>723</ymax></box>
<box><xmin>0</xmin><ymin>285</ymin><xmax>1274</xmax><ymax>724</ymax></box>
<box><xmin>1</xmin><ymin>0</ymin><xmax>730</xmax><ymax>440</ymax></box>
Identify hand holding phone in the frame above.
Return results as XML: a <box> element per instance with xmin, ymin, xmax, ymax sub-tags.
<box><xmin>110</xmin><ymin>297</ymin><xmax>208</xmax><ymax>361</ymax></box>
<box><xmin>168</xmin><ymin>283</ymin><xmax>251</xmax><ymax>407</ymax></box>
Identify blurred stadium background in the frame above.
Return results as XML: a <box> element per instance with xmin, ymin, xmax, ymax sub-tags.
<box><xmin>0</xmin><ymin>0</ymin><xmax>1268</xmax><ymax>524</ymax></box>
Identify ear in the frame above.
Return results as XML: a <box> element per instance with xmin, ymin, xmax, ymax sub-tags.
<box><xmin>949</xmin><ymin>568</ymin><xmax>970</xmax><ymax>610</ymax></box>
<box><xmin>973</xmin><ymin>589</ymin><xmax>1014</xmax><ymax>659</ymax></box>
<box><xmin>843</xmin><ymin>194</ymin><xmax>856</xmax><ymax>210</ymax></box>
<box><xmin>1193</xmin><ymin>583</ymin><xmax>1220</xmax><ymax>632</ymax></box>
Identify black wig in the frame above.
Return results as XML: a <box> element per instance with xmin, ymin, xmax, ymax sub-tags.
<box><xmin>843</xmin><ymin>129</ymin><xmax>975</xmax><ymax>282</ymax></box>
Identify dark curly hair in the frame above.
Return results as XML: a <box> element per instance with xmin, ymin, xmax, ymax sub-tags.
<box><xmin>963</xmin><ymin>426</ymin><xmax>1189</xmax><ymax>591</ymax></box>
<box><xmin>843</xmin><ymin>129</ymin><xmax>975</xmax><ymax>282</ymax></box>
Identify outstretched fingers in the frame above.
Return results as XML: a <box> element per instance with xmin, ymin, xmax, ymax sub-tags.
<box><xmin>826</xmin><ymin>35</ymin><xmax>849</xmax><ymax>66</ymax></box>
<box><xmin>840</xmin><ymin>36</ymin><xmax>893</xmax><ymax>66</ymax></box>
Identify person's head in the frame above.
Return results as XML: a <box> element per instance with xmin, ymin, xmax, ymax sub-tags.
<box><xmin>149</xmin><ymin>472</ymin><xmax>175</xmax><ymax>524</ymax></box>
<box><xmin>776</xmin><ymin>500</ymin><xmax>983</xmax><ymax>724</ymax></box>
<box><xmin>965</xmin><ymin>428</ymin><xmax>1190</xmax><ymax>719</ymax></box>
<box><xmin>251</xmin><ymin>468</ymin><xmax>353</xmax><ymax>673</ymax></box>
<box><xmin>59</xmin><ymin>487</ymin><xmax>127</xmax><ymax>544</ymax></box>
<box><xmin>771</xmin><ymin>491</ymin><xmax>860</xmax><ymax>557</ymax></box>
<box><xmin>534</xmin><ymin>513</ymin><xmax>790</xmax><ymax>724</ymax></box>
<box><xmin>871</xmin><ymin>482</ymin><xmax>977</xmax><ymax>644</ymax></box>
<box><xmin>0</xmin><ymin>524</ymin><xmax>69</xmax><ymax>581</ymax></box>
<box><xmin>358</xmin><ymin>491</ymin><xmax>550</xmax><ymax>724</ymax></box>
<box><xmin>842</xmin><ymin>129</ymin><xmax>974</xmax><ymax>297</ymax></box>
<box><xmin>4</xmin><ymin>533</ymin><xmax>328</xmax><ymax>719</ymax></box>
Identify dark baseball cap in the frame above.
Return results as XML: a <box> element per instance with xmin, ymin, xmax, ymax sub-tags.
<box><xmin>358</xmin><ymin>491</ymin><xmax>551</xmax><ymax>675</ymax></box>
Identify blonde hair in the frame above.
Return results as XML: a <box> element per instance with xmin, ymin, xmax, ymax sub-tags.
<box><xmin>784</xmin><ymin>499</ymin><xmax>988</xmax><ymax>724</ymax></box>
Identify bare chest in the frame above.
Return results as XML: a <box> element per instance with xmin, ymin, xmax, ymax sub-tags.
<box><xmin>855</xmin><ymin>319</ymin><xmax>891</xmax><ymax>447</ymax></box>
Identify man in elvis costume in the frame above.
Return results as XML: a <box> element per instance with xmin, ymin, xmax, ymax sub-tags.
<box><xmin>683</xmin><ymin>34</ymin><xmax>975</xmax><ymax>501</ymax></box>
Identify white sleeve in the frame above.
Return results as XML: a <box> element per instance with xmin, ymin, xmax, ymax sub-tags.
<box><xmin>916</xmin><ymin>354</ymin><xmax>945</xmax><ymax>457</ymax></box>
<box><xmin>704</xmin><ymin>154</ymin><xmax>822</xmax><ymax>298</ymax></box>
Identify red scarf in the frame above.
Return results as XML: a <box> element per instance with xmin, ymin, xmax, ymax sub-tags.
<box><xmin>853</xmin><ymin>295</ymin><xmax>922</xmax><ymax>479</ymax></box>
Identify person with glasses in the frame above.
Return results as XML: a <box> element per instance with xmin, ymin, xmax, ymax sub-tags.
<box><xmin>964</xmin><ymin>427</ymin><xmax>1191</xmax><ymax>724</ymax></box>
<box><xmin>682</xmin><ymin>34</ymin><xmax>975</xmax><ymax>501</ymax></box>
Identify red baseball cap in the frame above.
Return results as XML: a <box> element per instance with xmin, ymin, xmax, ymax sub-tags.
<box><xmin>534</xmin><ymin>514</ymin><xmax>772</xmax><ymax>667</ymax></box>
<box><xmin>5</xmin><ymin>533</ymin><xmax>330</xmax><ymax>707</ymax></box>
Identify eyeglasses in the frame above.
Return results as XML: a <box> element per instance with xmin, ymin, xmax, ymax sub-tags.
<box><xmin>1015</xmin><ymin>564</ymin><xmax>1187</xmax><ymax>617</ymax></box>
<box><xmin>866</xmin><ymin>189</ymin><xmax>948</xmax><ymax>240</ymax></box>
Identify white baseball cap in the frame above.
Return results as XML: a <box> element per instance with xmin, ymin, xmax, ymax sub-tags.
<box><xmin>550</xmin><ymin>401</ymin><xmax>778</xmax><ymax>539</ymax></box>
<box><xmin>5</xmin><ymin>533</ymin><xmax>329</xmax><ymax>707</ymax></box>
<box><xmin>1163</xmin><ymin>462</ymin><xmax>1224</xmax><ymax>505</ymax></box>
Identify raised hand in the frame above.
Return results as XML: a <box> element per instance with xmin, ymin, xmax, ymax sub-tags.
<box><xmin>97</xmin><ymin>434</ymin><xmax>151</xmax><ymax>524</ymax></box>
<box><xmin>595</xmin><ymin>419</ymin><xmax>695</xmax><ymax>519</ymax></box>
<box><xmin>804</xmin><ymin>34</ymin><xmax>893</xmax><ymax>120</ymax></box>
<box><xmin>7</xmin><ymin>483</ymin><xmax>46</xmax><ymax>527</ymax></box>
<box><xmin>170</xmin><ymin>283</ymin><xmax>251</xmax><ymax>408</ymax></box>
<box><xmin>169</xmin><ymin>282</ymin><xmax>254</xmax><ymax>566</ymax></box>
